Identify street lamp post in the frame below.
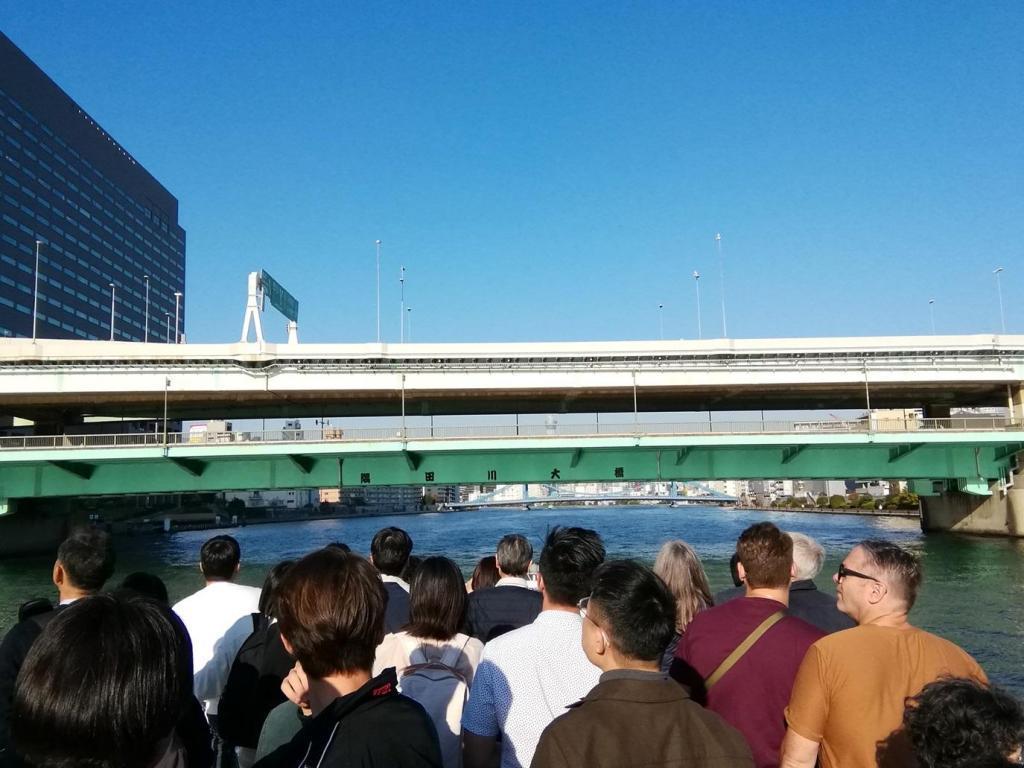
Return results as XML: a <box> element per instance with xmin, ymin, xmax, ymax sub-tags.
<box><xmin>658</xmin><ymin>304</ymin><xmax>664</xmax><ymax>340</ymax></box>
<box><xmin>400</xmin><ymin>265</ymin><xmax>406</xmax><ymax>343</ymax></box>
<box><xmin>406</xmin><ymin>306</ymin><xmax>412</xmax><ymax>342</ymax></box>
<box><xmin>32</xmin><ymin>240</ymin><xmax>42</xmax><ymax>341</ymax></box>
<box><xmin>108</xmin><ymin>283</ymin><xmax>116</xmax><ymax>341</ymax></box>
<box><xmin>715</xmin><ymin>232</ymin><xmax>727</xmax><ymax>337</ymax></box>
<box><xmin>928</xmin><ymin>298</ymin><xmax>936</xmax><ymax>335</ymax></box>
<box><xmin>143</xmin><ymin>275</ymin><xmax>150</xmax><ymax>342</ymax></box>
<box><xmin>165</xmin><ymin>313</ymin><xmax>171</xmax><ymax>343</ymax></box>
<box><xmin>173</xmin><ymin>291</ymin><xmax>182</xmax><ymax>344</ymax></box>
<box><xmin>375</xmin><ymin>240</ymin><xmax>382</xmax><ymax>343</ymax></box>
<box><xmin>693</xmin><ymin>270</ymin><xmax>702</xmax><ymax>340</ymax></box>
<box><xmin>993</xmin><ymin>267</ymin><xmax>1006</xmax><ymax>333</ymax></box>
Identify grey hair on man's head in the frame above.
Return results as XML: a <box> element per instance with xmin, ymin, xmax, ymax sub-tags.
<box><xmin>859</xmin><ymin>539</ymin><xmax>923</xmax><ymax>610</ymax></box>
<box><xmin>789</xmin><ymin>532</ymin><xmax>826</xmax><ymax>581</ymax></box>
<box><xmin>496</xmin><ymin>534</ymin><xmax>533</xmax><ymax>577</ymax></box>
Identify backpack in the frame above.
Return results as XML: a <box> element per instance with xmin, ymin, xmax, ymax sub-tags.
<box><xmin>217</xmin><ymin>614</ymin><xmax>294</xmax><ymax>749</ymax></box>
<box><xmin>397</xmin><ymin>636</ymin><xmax>470</xmax><ymax>768</ymax></box>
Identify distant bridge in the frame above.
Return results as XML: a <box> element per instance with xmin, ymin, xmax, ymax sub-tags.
<box><xmin>449</xmin><ymin>494</ymin><xmax>739</xmax><ymax>510</ymax></box>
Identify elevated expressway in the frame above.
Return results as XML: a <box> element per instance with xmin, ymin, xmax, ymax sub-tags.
<box><xmin>0</xmin><ymin>334</ymin><xmax>1022</xmax><ymax>423</ymax></box>
<box><xmin>0</xmin><ymin>335</ymin><xmax>1022</xmax><ymax>538</ymax></box>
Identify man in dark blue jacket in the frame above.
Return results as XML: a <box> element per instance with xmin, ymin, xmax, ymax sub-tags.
<box><xmin>464</xmin><ymin>534</ymin><xmax>542</xmax><ymax>642</ymax></box>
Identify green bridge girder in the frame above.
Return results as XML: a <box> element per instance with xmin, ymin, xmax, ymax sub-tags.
<box><xmin>1</xmin><ymin>431</ymin><xmax>1022</xmax><ymax>512</ymax></box>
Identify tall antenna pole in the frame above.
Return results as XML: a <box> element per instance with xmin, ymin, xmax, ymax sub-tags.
<box><xmin>143</xmin><ymin>275</ymin><xmax>150</xmax><ymax>342</ymax></box>
<box><xmin>928</xmin><ymin>298</ymin><xmax>936</xmax><ymax>335</ymax></box>
<box><xmin>109</xmin><ymin>283</ymin><xmax>117</xmax><ymax>341</ymax></box>
<box><xmin>375</xmin><ymin>240</ymin><xmax>382</xmax><ymax>343</ymax></box>
<box><xmin>658</xmin><ymin>304</ymin><xmax>664</xmax><ymax>340</ymax></box>
<box><xmin>715</xmin><ymin>232</ymin><xmax>727</xmax><ymax>337</ymax></box>
<box><xmin>693</xmin><ymin>270</ymin><xmax>702</xmax><ymax>340</ymax></box>
<box><xmin>400</xmin><ymin>265</ymin><xmax>406</xmax><ymax>343</ymax></box>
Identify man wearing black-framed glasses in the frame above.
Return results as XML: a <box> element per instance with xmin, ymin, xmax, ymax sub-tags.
<box><xmin>781</xmin><ymin>539</ymin><xmax>988</xmax><ymax>768</ymax></box>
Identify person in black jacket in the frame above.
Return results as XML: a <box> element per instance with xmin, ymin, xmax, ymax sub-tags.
<box><xmin>11</xmin><ymin>592</ymin><xmax>211</xmax><ymax>768</ymax></box>
<box><xmin>463</xmin><ymin>534</ymin><xmax>542</xmax><ymax>642</ymax></box>
<box><xmin>0</xmin><ymin>526</ymin><xmax>115</xmax><ymax>768</ymax></box>
<box><xmin>256</xmin><ymin>548</ymin><xmax>441</xmax><ymax>768</ymax></box>
<box><xmin>370</xmin><ymin>527</ymin><xmax>413</xmax><ymax>633</ymax></box>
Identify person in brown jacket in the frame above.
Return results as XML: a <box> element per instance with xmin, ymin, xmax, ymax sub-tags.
<box><xmin>531</xmin><ymin>560</ymin><xmax>753</xmax><ymax>768</ymax></box>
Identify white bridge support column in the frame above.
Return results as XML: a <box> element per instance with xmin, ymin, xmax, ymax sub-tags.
<box><xmin>240</xmin><ymin>272</ymin><xmax>264</xmax><ymax>345</ymax></box>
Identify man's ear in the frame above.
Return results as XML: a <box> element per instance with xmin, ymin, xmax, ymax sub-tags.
<box><xmin>535</xmin><ymin>573</ymin><xmax>545</xmax><ymax>594</ymax></box>
<box><xmin>280</xmin><ymin>633</ymin><xmax>294</xmax><ymax>655</ymax></box>
<box><xmin>52</xmin><ymin>561</ymin><xmax>64</xmax><ymax>589</ymax></box>
<box><xmin>234</xmin><ymin>562</ymin><xmax>241</xmax><ymax>574</ymax></box>
<box><xmin>790</xmin><ymin>561</ymin><xmax>797</xmax><ymax>583</ymax></box>
<box><xmin>867</xmin><ymin>581</ymin><xmax>888</xmax><ymax>606</ymax></box>
<box><xmin>737</xmin><ymin>562</ymin><xmax>748</xmax><ymax>583</ymax></box>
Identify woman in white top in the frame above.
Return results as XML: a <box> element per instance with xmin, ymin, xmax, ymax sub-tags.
<box><xmin>374</xmin><ymin>556</ymin><xmax>484</xmax><ymax>768</ymax></box>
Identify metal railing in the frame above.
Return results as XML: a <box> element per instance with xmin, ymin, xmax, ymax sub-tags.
<box><xmin>0</xmin><ymin>417</ymin><xmax>1019</xmax><ymax>451</ymax></box>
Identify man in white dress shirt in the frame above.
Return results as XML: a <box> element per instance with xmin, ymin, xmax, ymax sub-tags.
<box><xmin>462</xmin><ymin>526</ymin><xmax>606</xmax><ymax>768</ymax></box>
<box><xmin>173</xmin><ymin>535</ymin><xmax>261</xmax><ymax>726</ymax></box>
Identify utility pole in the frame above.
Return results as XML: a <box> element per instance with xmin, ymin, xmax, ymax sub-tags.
<box><xmin>693</xmin><ymin>270</ymin><xmax>702</xmax><ymax>340</ymax></box>
<box><xmin>400</xmin><ymin>265</ymin><xmax>406</xmax><ymax>343</ymax></box>
<box><xmin>32</xmin><ymin>240</ymin><xmax>42</xmax><ymax>341</ymax></box>
<box><xmin>108</xmin><ymin>283</ymin><xmax>116</xmax><ymax>341</ymax></box>
<box><xmin>375</xmin><ymin>240</ymin><xmax>382</xmax><ymax>343</ymax></box>
<box><xmin>993</xmin><ymin>267</ymin><xmax>1006</xmax><ymax>333</ymax></box>
<box><xmin>143</xmin><ymin>275</ymin><xmax>150</xmax><ymax>342</ymax></box>
<box><xmin>715</xmin><ymin>232</ymin><xmax>727</xmax><ymax>337</ymax></box>
<box><xmin>173</xmin><ymin>291</ymin><xmax>182</xmax><ymax>344</ymax></box>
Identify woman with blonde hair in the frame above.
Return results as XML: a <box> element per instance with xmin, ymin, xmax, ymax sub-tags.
<box><xmin>653</xmin><ymin>540</ymin><xmax>714</xmax><ymax>672</ymax></box>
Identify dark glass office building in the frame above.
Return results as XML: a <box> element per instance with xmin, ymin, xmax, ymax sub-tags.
<box><xmin>0</xmin><ymin>32</ymin><xmax>185</xmax><ymax>341</ymax></box>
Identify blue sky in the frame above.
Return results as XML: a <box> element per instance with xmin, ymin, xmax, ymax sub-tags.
<box><xmin>2</xmin><ymin>2</ymin><xmax>1021</xmax><ymax>344</ymax></box>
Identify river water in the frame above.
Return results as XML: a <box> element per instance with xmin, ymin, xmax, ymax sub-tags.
<box><xmin>1</xmin><ymin>505</ymin><xmax>1022</xmax><ymax>694</ymax></box>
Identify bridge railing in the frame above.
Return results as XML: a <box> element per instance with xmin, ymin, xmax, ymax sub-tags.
<box><xmin>0</xmin><ymin>416</ymin><xmax>1019</xmax><ymax>451</ymax></box>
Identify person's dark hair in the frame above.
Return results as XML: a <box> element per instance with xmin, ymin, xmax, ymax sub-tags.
<box><xmin>728</xmin><ymin>552</ymin><xmax>743</xmax><ymax>587</ymax></box>
<box><xmin>325</xmin><ymin>541</ymin><xmax>351</xmax><ymax>553</ymax></box>
<box><xmin>471</xmin><ymin>556</ymin><xmax>499</xmax><ymax>591</ymax></box>
<box><xmin>12</xmin><ymin>592</ymin><xmax>192</xmax><ymax>768</ymax></box>
<box><xmin>859</xmin><ymin>539</ymin><xmax>923</xmax><ymax>610</ymax></box>
<box><xmin>496</xmin><ymin>534</ymin><xmax>533</xmax><ymax>577</ymax></box>
<box><xmin>590</xmin><ymin>560</ymin><xmax>676</xmax><ymax>662</ymax></box>
<box><xmin>405</xmin><ymin>557</ymin><xmax>467</xmax><ymax>641</ymax></box>
<box><xmin>200</xmin><ymin>535</ymin><xmax>241</xmax><ymax>581</ymax></box>
<box><xmin>538</xmin><ymin>526</ymin><xmax>605</xmax><ymax>606</ymax></box>
<box><xmin>276</xmin><ymin>548</ymin><xmax>386</xmax><ymax>678</ymax></box>
<box><xmin>56</xmin><ymin>526</ymin><xmax>115</xmax><ymax>592</ymax></box>
<box><xmin>736</xmin><ymin>522</ymin><xmax>792</xmax><ymax>589</ymax></box>
<box><xmin>401</xmin><ymin>555</ymin><xmax>423</xmax><ymax>584</ymax></box>
<box><xmin>120</xmin><ymin>572</ymin><xmax>169</xmax><ymax>604</ymax></box>
<box><xmin>370</xmin><ymin>527</ymin><xmax>413</xmax><ymax>577</ymax></box>
<box><xmin>258</xmin><ymin>560</ymin><xmax>294</xmax><ymax>618</ymax></box>
<box><xmin>904</xmin><ymin>677</ymin><xmax>1024</xmax><ymax>767</ymax></box>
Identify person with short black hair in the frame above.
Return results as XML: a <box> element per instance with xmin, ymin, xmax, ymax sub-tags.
<box><xmin>463</xmin><ymin>526</ymin><xmax>605</xmax><ymax>768</ymax></box>
<box><xmin>533</xmin><ymin>560</ymin><xmax>753</xmax><ymax>767</ymax></box>
<box><xmin>257</xmin><ymin>548</ymin><xmax>441</xmax><ymax>768</ymax></box>
<box><xmin>0</xmin><ymin>525</ymin><xmax>115</xmax><ymax>767</ymax></box>
<box><xmin>120</xmin><ymin>571</ymin><xmax>170</xmax><ymax>604</ymax></box>
<box><xmin>12</xmin><ymin>591</ymin><xmax>211</xmax><ymax>768</ymax></box>
<box><xmin>374</xmin><ymin>556</ymin><xmax>484</xmax><ymax>768</ymax></box>
<box><xmin>901</xmin><ymin>677</ymin><xmax>1023</xmax><ymax>767</ymax></box>
<box><xmin>782</xmin><ymin>540</ymin><xmax>987</xmax><ymax>768</ymax></box>
<box><xmin>674</xmin><ymin>522</ymin><xmax>823</xmax><ymax>767</ymax></box>
<box><xmin>173</xmin><ymin>535</ymin><xmax>261</xmax><ymax>753</ymax></box>
<box><xmin>370</xmin><ymin>527</ymin><xmax>414</xmax><ymax>633</ymax></box>
<box><xmin>464</xmin><ymin>534</ymin><xmax>543</xmax><ymax>642</ymax></box>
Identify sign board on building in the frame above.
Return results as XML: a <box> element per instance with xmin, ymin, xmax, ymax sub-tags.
<box><xmin>260</xmin><ymin>270</ymin><xmax>299</xmax><ymax>321</ymax></box>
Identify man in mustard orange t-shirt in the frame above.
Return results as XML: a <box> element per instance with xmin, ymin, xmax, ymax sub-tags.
<box><xmin>780</xmin><ymin>539</ymin><xmax>986</xmax><ymax>768</ymax></box>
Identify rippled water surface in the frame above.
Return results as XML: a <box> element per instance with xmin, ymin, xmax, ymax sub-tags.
<box><xmin>2</xmin><ymin>505</ymin><xmax>1022</xmax><ymax>694</ymax></box>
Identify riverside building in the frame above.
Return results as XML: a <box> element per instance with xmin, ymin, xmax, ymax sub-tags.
<box><xmin>0</xmin><ymin>32</ymin><xmax>185</xmax><ymax>341</ymax></box>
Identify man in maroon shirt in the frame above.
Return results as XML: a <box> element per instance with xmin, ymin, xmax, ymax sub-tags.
<box><xmin>671</xmin><ymin>523</ymin><xmax>824</xmax><ymax>768</ymax></box>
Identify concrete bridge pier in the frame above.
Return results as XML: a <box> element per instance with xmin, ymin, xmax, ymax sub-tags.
<box><xmin>920</xmin><ymin>468</ymin><xmax>1024</xmax><ymax>538</ymax></box>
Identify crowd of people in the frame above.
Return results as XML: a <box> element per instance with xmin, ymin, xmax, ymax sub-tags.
<box><xmin>0</xmin><ymin>521</ymin><xmax>1021</xmax><ymax>768</ymax></box>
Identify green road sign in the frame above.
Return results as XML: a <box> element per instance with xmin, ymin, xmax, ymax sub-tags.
<box><xmin>260</xmin><ymin>270</ymin><xmax>299</xmax><ymax>321</ymax></box>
